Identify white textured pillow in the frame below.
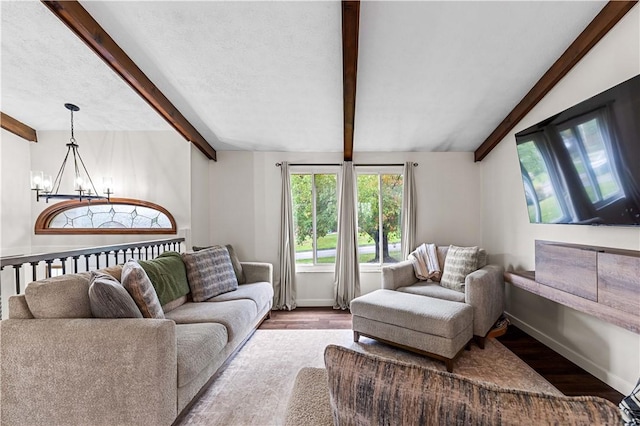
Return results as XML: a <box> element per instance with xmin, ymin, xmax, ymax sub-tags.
<box><xmin>440</xmin><ymin>246</ymin><xmax>479</xmax><ymax>293</ymax></box>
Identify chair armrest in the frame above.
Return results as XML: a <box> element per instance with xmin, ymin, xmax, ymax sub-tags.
<box><xmin>0</xmin><ymin>318</ymin><xmax>177</xmax><ymax>426</ymax></box>
<box><xmin>242</xmin><ymin>262</ymin><xmax>273</xmax><ymax>284</ymax></box>
<box><xmin>382</xmin><ymin>260</ymin><xmax>418</xmax><ymax>290</ymax></box>
<box><xmin>465</xmin><ymin>264</ymin><xmax>505</xmax><ymax>337</ymax></box>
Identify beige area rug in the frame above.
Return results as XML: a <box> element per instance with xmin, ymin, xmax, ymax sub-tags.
<box><xmin>175</xmin><ymin>329</ymin><xmax>561</xmax><ymax>426</ymax></box>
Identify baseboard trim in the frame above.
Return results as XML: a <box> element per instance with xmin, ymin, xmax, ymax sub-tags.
<box><xmin>296</xmin><ymin>299</ymin><xmax>334</xmax><ymax>307</ymax></box>
<box><xmin>505</xmin><ymin>312</ymin><xmax>633</xmax><ymax>394</ymax></box>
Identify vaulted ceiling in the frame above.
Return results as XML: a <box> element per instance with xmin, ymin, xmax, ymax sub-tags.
<box><xmin>1</xmin><ymin>1</ymin><xmax>629</xmax><ymax>161</ymax></box>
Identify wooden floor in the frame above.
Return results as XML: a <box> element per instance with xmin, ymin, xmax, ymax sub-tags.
<box><xmin>259</xmin><ymin>307</ymin><xmax>623</xmax><ymax>404</ymax></box>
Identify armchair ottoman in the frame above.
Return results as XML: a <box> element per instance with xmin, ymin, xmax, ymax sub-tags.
<box><xmin>351</xmin><ymin>289</ymin><xmax>473</xmax><ymax>372</ymax></box>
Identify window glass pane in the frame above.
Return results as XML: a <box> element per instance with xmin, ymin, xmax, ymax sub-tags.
<box><xmin>381</xmin><ymin>174</ymin><xmax>403</xmax><ymax>263</ymax></box>
<box><xmin>357</xmin><ymin>174</ymin><xmax>379</xmax><ymax>264</ymax></box>
<box><xmin>291</xmin><ymin>174</ymin><xmax>313</xmax><ymax>265</ymax></box>
<box><xmin>517</xmin><ymin>141</ymin><xmax>564</xmax><ymax>223</ymax></box>
<box><xmin>314</xmin><ymin>174</ymin><xmax>337</xmax><ymax>264</ymax></box>
<box><xmin>560</xmin><ymin>128</ymin><xmax>598</xmax><ymax>202</ymax></box>
<box><xmin>291</xmin><ymin>173</ymin><xmax>337</xmax><ymax>266</ymax></box>
<box><xmin>47</xmin><ymin>203</ymin><xmax>173</xmax><ymax>229</ymax></box>
<box><xmin>576</xmin><ymin>118</ymin><xmax>620</xmax><ymax>200</ymax></box>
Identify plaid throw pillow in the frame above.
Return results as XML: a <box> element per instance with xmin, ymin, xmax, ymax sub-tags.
<box><xmin>440</xmin><ymin>245</ymin><xmax>479</xmax><ymax>293</ymax></box>
<box><xmin>182</xmin><ymin>246</ymin><xmax>238</xmax><ymax>302</ymax></box>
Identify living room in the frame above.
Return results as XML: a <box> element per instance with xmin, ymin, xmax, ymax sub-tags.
<box><xmin>1</xmin><ymin>1</ymin><xmax>639</xmax><ymax>424</ymax></box>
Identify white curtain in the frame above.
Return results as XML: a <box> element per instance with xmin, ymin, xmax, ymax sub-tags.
<box><xmin>273</xmin><ymin>162</ymin><xmax>297</xmax><ymax>310</ymax></box>
<box><xmin>401</xmin><ymin>161</ymin><xmax>416</xmax><ymax>259</ymax></box>
<box><xmin>333</xmin><ymin>162</ymin><xmax>360</xmax><ymax>310</ymax></box>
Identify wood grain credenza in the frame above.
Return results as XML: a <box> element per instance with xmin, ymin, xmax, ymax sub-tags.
<box><xmin>504</xmin><ymin>240</ymin><xmax>640</xmax><ymax>335</ymax></box>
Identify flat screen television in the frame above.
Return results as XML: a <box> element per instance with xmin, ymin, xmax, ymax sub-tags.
<box><xmin>515</xmin><ymin>74</ymin><xmax>640</xmax><ymax>226</ymax></box>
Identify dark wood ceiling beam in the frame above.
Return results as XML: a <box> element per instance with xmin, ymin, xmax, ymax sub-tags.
<box><xmin>474</xmin><ymin>1</ymin><xmax>637</xmax><ymax>162</ymax></box>
<box><xmin>41</xmin><ymin>0</ymin><xmax>217</xmax><ymax>161</ymax></box>
<box><xmin>1</xmin><ymin>112</ymin><xmax>38</xmax><ymax>142</ymax></box>
<box><xmin>342</xmin><ymin>1</ymin><xmax>360</xmax><ymax>162</ymax></box>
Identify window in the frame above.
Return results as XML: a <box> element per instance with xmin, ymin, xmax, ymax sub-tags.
<box><xmin>356</xmin><ymin>168</ymin><xmax>403</xmax><ymax>266</ymax></box>
<box><xmin>290</xmin><ymin>170</ymin><xmax>338</xmax><ymax>266</ymax></box>
<box><xmin>35</xmin><ymin>198</ymin><xmax>177</xmax><ymax>234</ymax></box>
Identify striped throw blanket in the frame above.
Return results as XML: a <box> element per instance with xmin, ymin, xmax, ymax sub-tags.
<box><xmin>408</xmin><ymin>243</ymin><xmax>441</xmax><ymax>281</ymax></box>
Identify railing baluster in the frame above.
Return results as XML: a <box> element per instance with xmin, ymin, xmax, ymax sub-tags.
<box><xmin>95</xmin><ymin>253</ymin><xmax>100</xmax><ymax>269</ymax></box>
<box><xmin>14</xmin><ymin>265</ymin><xmax>21</xmax><ymax>294</ymax></box>
<box><xmin>85</xmin><ymin>256</ymin><xmax>90</xmax><ymax>272</ymax></box>
<box><xmin>72</xmin><ymin>256</ymin><xmax>79</xmax><ymax>273</ymax></box>
<box><xmin>105</xmin><ymin>251</ymin><xmax>110</xmax><ymax>268</ymax></box>
<box><xmin>45</xmin><ymin>260</ymin><xmax>53</xmax><ymax>278</ymax></box>
<box><xmin>31</xmin><ymin>262</ymin><xmax>38</xmax><ymax>281</ymax></box>
<box><xmin>60</xmin><ymin>258</ymin><xmax>67</xmax><ymax>275</ymax></box>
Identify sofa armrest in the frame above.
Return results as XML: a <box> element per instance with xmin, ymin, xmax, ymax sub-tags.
<box><xmin>465</xmin><ymin>264</ymin><xmax>505</xmax><ymax>337</ymax></box>
<box><xmin>242</xmin><ymin>262</ymin><xmax>273</xmax><ymax>284</ymax></box>
<box><xmin>0</xmin><ymin>318</ymin><xmax>177</xmax><ymax>426</ymax></box>
<box><xmin>382</xmin><ymin>260</ymin><xmax>418</xmax><ymax>290</ymax></box>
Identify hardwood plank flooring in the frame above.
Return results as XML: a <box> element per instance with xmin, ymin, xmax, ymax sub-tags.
<box><xmin>260</xmin><ymin>307</ymin><xmax>624</xmax><ymax>405</ymax></box>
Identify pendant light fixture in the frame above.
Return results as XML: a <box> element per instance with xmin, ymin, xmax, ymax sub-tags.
<box><xmin>31</xmin><ymin>103</ymin><xmax>113</xmax><ymax>203</ymax></box>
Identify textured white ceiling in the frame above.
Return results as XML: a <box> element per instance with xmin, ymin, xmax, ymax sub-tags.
<box><xmin>1</xmin><ymin>1</ymin><xmax>607</xmax><ymax>154</ymax></box>
<box><xmin>0</xmin><ymin>1</ymin><xmax>170</xmax><ymax>132</ymax></box>
<box><xmin>355</xmin><ymin>1</ymin><xmax>607</xmax><ymax>152</ymax></box>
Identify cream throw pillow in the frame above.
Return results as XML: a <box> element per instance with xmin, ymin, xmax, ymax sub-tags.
<box><xmin>440</xmin><ymin>245</ymin><xmax>479</xmax><ymax>293</ymax></box>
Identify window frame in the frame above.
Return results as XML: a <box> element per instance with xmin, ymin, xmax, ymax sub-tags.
<box><xmin>34</xmin><ymin>197</ymin><xmax>177</xmax><ymax>235</ymax></box>
<box><xmin>355</xmin><ymin>165</ymin><xmax>404</xmax><ymax>271</ymax></box>
<box><xmin>289</xmin><ymin>166</ymin><xmax>340</xmax><ymax>271</ymax></box>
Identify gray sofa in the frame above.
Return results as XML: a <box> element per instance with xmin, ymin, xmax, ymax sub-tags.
<box><xmin>0</xmin><ymin>261</ymin><xmax>273</xmax><ymax>426</ymax></box>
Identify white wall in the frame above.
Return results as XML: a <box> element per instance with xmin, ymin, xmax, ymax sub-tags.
<box><xmin>1</xmin><ymin>129</ymin><xmax>33</xmax><ymax>316</ymax></box>
<box><xmin>29</xmin><ymin>130</ymin><xmax>192</xmax><ymax>251</ymax></box>
<box><xmin>190</xmin><ymin>145</ymin><xmax>211</xmax><ymax>249</ymax></box>
<box><xmin>0</xmin><ymin>129</ymin><xmax>201</xmax><ymax>318</ymax></box>
<box><xmin>210</xmin><ymin>150</ymin><xmax>481</xmax><ymax>306</ymax></box>
<box><xmin>480</xmin><ymin>5</ymin><xmax>640</xmax><ymax>394</ymax></box>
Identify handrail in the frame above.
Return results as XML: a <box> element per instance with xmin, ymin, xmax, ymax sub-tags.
<box><xmin>0</xmin><ymin>238</ymin><xmax>185</xmax><ymax>310</ymax></box>
<box><xmin>1</xmin><ymin>237</ymin><xmax>185</xmax><ymax>268</ymax></box>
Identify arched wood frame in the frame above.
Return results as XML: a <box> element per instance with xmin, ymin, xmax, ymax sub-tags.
<box><xmin>35</xmin><ymin>197</ymin><xmax>177</xmax><ymax>235</ymax></box>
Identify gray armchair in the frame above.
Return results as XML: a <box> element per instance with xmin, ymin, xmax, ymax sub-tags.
<box><xmin>381</xmin><ymin>246</ymin><xmax>505</xmax><ymax>348</ymax></box>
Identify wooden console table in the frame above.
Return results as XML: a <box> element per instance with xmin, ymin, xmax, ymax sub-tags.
<box><xmin>504</xmin><ymin>241</ymin><xmax>640</xmax><ymax>335</ymax></box>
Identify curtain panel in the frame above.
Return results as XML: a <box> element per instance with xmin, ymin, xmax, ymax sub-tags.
<box><xmin>273</xmin><ymin>162</ymin><xmax>297</xmax><ymax>310</ymax></box>
<box><xmin>333</xmin><ymin>162</ymin><xmax>361</xmax><ymax>310</ymax></box>
<box><xmin>401</xmin><ymin>161</ymin><xmax>417</xmax><ymax>259</ymax></box>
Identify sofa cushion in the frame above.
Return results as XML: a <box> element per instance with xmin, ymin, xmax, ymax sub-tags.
<box><xmin>440</xmin><ymin>245</ymin><xmax>479</xmax><ymax>292</ymax></box>
<box><xmin>88</xmin><ymin>271</ymin><xmax>142</xmax><ymax>318</ymax></box>
<box><xmin>25</xmin><ymin>272</ymin><xmax>92</xmax><ymax>318</ymax></box>
<box><xmin>324</xmin><ymin>345</ymin><xmax>621</xmax><ymax>426</ymax></box>
<box><xmin>139</xmin><ymin>251</ymin><xmax>190</xmax><ymax>306</ymax></box>
<box><xmin>182</xmin><ymin>246</ymin><xmax>238</xmax><ymax>302</ymax></box>
<box><xmin>397</xmin><ymin>282</ymin><xmax>465</xmax><ymax>303</ymax></box>
<box><xmin>176</xmin><ymin>323</ymin><xmax>228</xmax><ymax>387</ymax></box>
<box><xmin>165</xmin><ymin>299</ymin><xmax>257</xmax><ymax>342</ymax></box>
<box><xmin>206</xmin><ymin>281</ymin><xmax>274</xmax><ymax>313</ymax></box>
<box><xmin>193</xmin><ymin>244</ymin><xmax>246</xmax><ymax>284</ymax></box>
<box><xmin>121</xmin><ymin>259</ymin><xmax>165</xmax><ymax>319</ymax></box>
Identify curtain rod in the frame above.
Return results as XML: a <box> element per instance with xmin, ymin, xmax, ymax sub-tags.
<box><xmin>275</xmin><ymin>162</ymin><xmax>418</xmax><ymax>167</ymax></box>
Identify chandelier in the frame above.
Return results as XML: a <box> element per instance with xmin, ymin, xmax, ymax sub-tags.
<box><xmin>30</xmin><ymin>103</ymin><xmax>113</xmax><ymax>203</ymax></box>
